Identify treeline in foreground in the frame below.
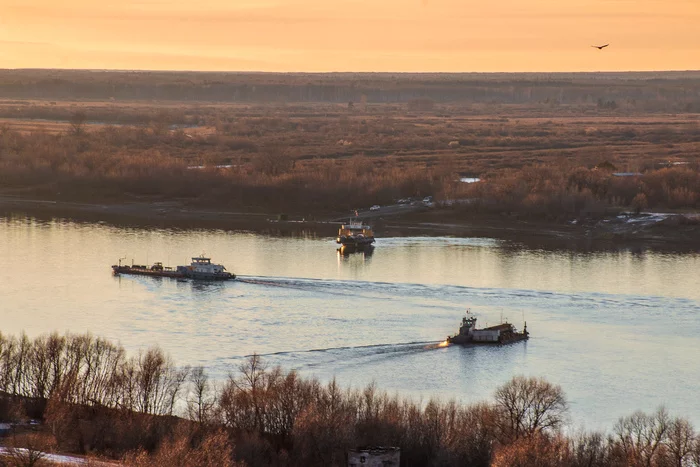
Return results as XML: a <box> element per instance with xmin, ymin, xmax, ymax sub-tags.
<box><xmin>1</xmin><ymin>330</ymin><xmax>700</xmax><ymax>467</ymax></box>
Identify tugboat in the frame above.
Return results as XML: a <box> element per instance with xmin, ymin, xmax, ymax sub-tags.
<box><xmin>112</xmin><ymin>256</ymin><xmax>235</xmax><ymax>281</ymax></box>
<box><xmin>175</xmin><ymin>256</ymin><xmax>235</xmax><ymax>280</ymax></box>
<box><xmin>336</xmin><ymin>220</ymin><xmax>375</xmax><ymax>253</ymax></box>
<box><xmin>446</xmin><ymin>309</ymin><xmax>528</xmax><ymax>345</ymax></box>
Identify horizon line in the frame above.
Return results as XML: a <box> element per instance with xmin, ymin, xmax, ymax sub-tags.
<box><xmin>2</xmin><ymin>67</ymin><xmax>700</xmax><ymax>75</ymax></box>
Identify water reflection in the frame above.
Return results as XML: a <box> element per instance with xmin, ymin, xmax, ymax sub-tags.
<box><xmin>190</xmin><ymin>280</ymin><xmax>227</xmax><ymax>294</ymax></box>
<box><xmin>337</xmin><ymin>245</ymin><xmax>374</xmax><ymax>259</ymax></box>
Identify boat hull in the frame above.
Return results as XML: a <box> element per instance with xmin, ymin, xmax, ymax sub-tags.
<box><xmin>338</xmin><ymin>241</ymin><xmax>375</xmax><ymax>254</ymax></box>
<box><xmin>186</xmin><ymin>271</ymin><xmax>235</xmax><ymax>281</ymax></box>
<box><xmin>336</xmin><ymin>238</ymin><xmax>375</xmax><ymax>246</ymax></box>
<box><xmin>447</xmin><ymin>332</ymin><xmax>529</xmax><ymax>346</ymax></box>
<box><xmin>112</xmin><ymin>266</ymin><xmax>185</xmax><ymax>278</ymax></box>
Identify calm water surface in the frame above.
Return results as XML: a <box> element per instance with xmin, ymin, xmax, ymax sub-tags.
<box><xmin>1</xmin><ymin>216</ymin><xmax>699</xmax><ymax>430</ymax></box>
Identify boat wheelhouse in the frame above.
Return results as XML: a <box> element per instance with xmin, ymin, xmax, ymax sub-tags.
<box><xmin>176</xmin><ymin>256</ymin><xmax>234</xmax><ymax>280</ymax></box>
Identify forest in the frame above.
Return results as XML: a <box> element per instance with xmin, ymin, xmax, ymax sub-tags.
<box><xmin>1</xmin><ymin>330</ymin><xmax>699</xmax><ymax>467</ymax></box>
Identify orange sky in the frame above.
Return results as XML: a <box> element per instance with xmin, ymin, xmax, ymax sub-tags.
<box><xmin>1</xmin><ymin>0</ymin><xmax>698</xmax><ymax>72</ymax></box>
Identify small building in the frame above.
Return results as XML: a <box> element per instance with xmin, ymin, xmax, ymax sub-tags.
<box><xmin>348</xmin><ymin>447</ymin><xmax>400</xmax><ymax>467</ymax></box>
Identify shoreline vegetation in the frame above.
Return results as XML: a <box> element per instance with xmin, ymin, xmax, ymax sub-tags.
<box><xmin>2</xmin><ymin>330</ymin><xmax>700</xmax><ymax>467</ymax></box>
<box><xmin>0</xmin><ymin>70</ymin><xmax>699</xmax><ymax>250</ymax></box>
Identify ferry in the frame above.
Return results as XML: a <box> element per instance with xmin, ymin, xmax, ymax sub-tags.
<box><xmin>337</xmin><ymin>220</ymin><xmax>375</xmax><ymax>253</ymax></box>
<box><xmin>112</xmin><ymin>256</ymin><xmax>235</xmax><ymax>281</ymax></box>
<box><xmin>445</xmin><ymin>310</ymin><xmax>528</xmax><ymax>345</ymax></box>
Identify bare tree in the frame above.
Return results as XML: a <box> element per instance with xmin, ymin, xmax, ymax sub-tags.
<box><xmin>4</xmin><ymin>433</ymin><xmax>49</xmax><ymax>467</ymax></box>
<box><xmin>664</xmin><ymin>417</ymin><xmax>696</xmax><ymax>467</ymax></box>
<box><xmin>568</xmin><ymin>430</ymin><xmax>611</xmax><ymax>467</ymax></box>
<box><xmin>692</xmin><ymin>435</ymin><xmax>700</xmax><ymax>467</ymax></box>
<box><xmin>492</xmin><ymin>433</ymin><xmax>571</xmax><ymax>467</ymax></box>
<box><xmin>251</xmin><ymin>146</ymin><xmax>293</xmax><ymax>176</ymax></box>
<box><xmin>134</xmin><ymin>346</ymin><xmax>188</xmax><ymax>416</ymax></box>
<box><xmin>187</xmin><ymin>366</ymin><xmax>216</xmax><ymax>424</ymax></box>
<box><xmin>0</xmin><ymin>332</ymin><xmax>17</xmax><ymax>393</ymax></box>
<box><xmin>122</xmin><ymin>428</ymin><xmax>239</xmax><ymax>467</ymax></box>
<box><xmin>69</xmin><ymin>111</ymin><xmax>87</xmax><ymax>136</ymax></box>
<box><xmin>613</xmin><ymin>406</ymin><xmax>670</xmax><ymax>467</ymax></box>
<box><xmin>493</xmin><ymin>376</ymin><xmax>568</xmax><ymax>441</ymax></box>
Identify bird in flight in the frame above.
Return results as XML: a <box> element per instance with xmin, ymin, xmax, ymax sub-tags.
<box><xmin>592</xmin><ymin>44</ymin><xmax>610</xmax><ymax>50</ymax></box>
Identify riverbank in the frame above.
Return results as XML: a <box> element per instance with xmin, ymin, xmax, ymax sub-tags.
<box><xmin>2</xmin><ymin>195</ymin><xmax>698</xmax><ymax>252</ymax></box>
<box><xmin>389</xmin><ymin>208</ymin><xmax>700</xmax><ymax>251</ymax></box>
<box><xmin>2</xmin><ymin>330</ymin><xmax>699</xmax><ymax>467</ymax></box>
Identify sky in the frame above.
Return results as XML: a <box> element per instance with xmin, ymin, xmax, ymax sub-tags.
<box><xmin>1</xmin><ymin>0</ymin><xmax>698</xmax><ymax>72</ymax></box>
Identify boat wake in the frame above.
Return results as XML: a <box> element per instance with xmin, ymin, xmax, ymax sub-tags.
<box><xmin>233</xmin><ymin>340</ymin><xmax>444</xmax><ymax>362</ymax></box>
<box><xmin>235</xmin><ymin>275</ymin><xmax>700</xmax><ymax>321</ymax></box>
<box><xmin>235</xmin><ymin>276</ymin><xmax>401</xmax><ymax>301</ymax></box>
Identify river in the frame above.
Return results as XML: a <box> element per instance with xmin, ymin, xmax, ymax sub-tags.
<box><xmin>1</xmin><ymin>215</ymin><xmax>699</xmax><ymax>430</ymax></box>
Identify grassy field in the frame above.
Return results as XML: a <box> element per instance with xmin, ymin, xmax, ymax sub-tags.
<box><xmin>0</xmin><ymin>70</ymin><xmax>698</xmax><ymax>219</ymax></box>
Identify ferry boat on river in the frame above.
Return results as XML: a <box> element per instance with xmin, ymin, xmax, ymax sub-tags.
<box><xmin>112</xmin><ymin>256</ymin><xmax>235</xmax><ymax>281</ymax></box>
<box><xmin>446</xmin><ymin>310</ymin><xmax>528</xmax><ymax>345</ymax></box>
<box><xmin>336</xmin><ymin>220</ymin><xmax>375</xmax><ymax>253</ymax></box>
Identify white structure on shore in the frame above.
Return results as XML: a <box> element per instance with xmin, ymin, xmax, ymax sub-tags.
<box><xmin>348</xmin><ymin>447</ymin><xmax>400</xmax><ymax>467</ymax></box>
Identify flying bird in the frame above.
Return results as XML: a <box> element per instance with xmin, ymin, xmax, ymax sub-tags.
<box><xmin>592</xmin><ymin>44</ymin><xmax>610</xmax><ymax>50</ymax></box>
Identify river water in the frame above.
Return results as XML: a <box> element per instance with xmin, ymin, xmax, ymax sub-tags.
<box><xmin>1</xmin><ymin>215</ymin><xmax>699</xmax><ymax>430</ymax></box>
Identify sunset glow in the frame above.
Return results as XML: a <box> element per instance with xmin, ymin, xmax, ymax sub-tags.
<box><xmin>1</xmin><ymin>0</ymin><xmax>699</xmax><ymax>71</ymax></box>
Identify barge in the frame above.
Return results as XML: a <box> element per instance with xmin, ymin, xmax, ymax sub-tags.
<box><xmin>112</xmin><ymin>256</ymin><xmax>235</xmax><ymax>281</ymax></box>
<box><xmin>337</xmin><ymin>220</ymin><xmax>375</xmax><ymax>253</ymax></box>
<box><xmin>112</xmin><ymin>261</ymin><xmax>184</xmax><ymax>278</ymax></box>
<box><xmin>446</xmin><ymin>309</ymin><xmax>528</xmax><ymax>345</ymax></box>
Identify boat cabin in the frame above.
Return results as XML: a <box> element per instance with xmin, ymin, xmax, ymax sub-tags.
<box><xmin>338</xmin><ymin>220</ymin><xmax>374</xmax><ymax>238</ymax></box>
<box><xmin>190</xmin><ymin>256</ymin><xmax>227</xmax><ymax>274</ymax></box>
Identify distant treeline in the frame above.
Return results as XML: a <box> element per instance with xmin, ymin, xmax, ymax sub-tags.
<box><xmin>1</xmin><ymin>330</ymin><xmax>700</xmax><ymax>466</ymax></box>
<box><xmin>1</xmin><ymin>70</ymin><xmax>700</xmax><ymax>109</ymax></box>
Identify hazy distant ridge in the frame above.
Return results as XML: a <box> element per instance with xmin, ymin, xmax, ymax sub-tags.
<box><xmin>1</xmin><ymin>69</ymin><xmax>700</xmax><ymax>104</ymax></box>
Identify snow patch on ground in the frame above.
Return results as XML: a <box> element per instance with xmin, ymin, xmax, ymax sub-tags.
<box><xmin>616</xmin><ymin>212</ymin><xmax>672</xmax><ymax>224</ymax></box>
<box><xmin>0</xmin><ymin>447</ymin><xmax>118</xmax><ymax>466</ymax></box>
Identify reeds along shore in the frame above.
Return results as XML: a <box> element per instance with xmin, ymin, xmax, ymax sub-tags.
<box><xmin>1</xmin><ymin>331</ymin><xmax>700</xmax><ymax>467</ymax></box>
<box><xmin>0</xmin><ymin>107</ymin><xmax>699</xmax><ymax>218</ymax></box>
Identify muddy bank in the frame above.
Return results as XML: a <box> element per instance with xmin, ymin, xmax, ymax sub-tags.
<box><xmin>386</xmin><ymin>209</ymin><xmax>700</xmax><ymax>252</ymax></box>
<box><xmin>0</xmin><ymin>196</ymin><xmax>340</xmax><ymax>237</ymax></box>
<box><xmin>1</xmin><ymin>196</ymin><xmax>698</xmax><ymax>252</ymax></box>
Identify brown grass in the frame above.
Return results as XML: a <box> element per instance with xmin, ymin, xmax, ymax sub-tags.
<box><xmin>0</xmin><ymin>71</ymin><xmax>699</xmax><ymax>218</ymax></box>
